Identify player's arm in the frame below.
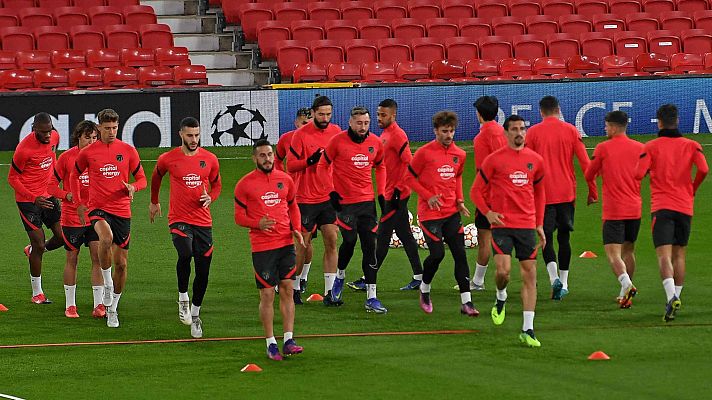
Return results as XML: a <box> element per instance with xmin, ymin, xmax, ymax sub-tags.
<box><xmin>149</xmin><ymin>155</ymin><xmax>166</xmax><ymax>222</ymax></box>
<box><xmin>374</xmin><ymin>144</ymin><xmax>386</xmax><ymax>198</ymax></box>
<box><xmin>71</xmin><ymin>154</ymin><xmax>87</xmax><ymax>206</ymax></box>
<box><xmin>48</xmin><ymin>165</ymin><xmax>70</xmax><ymax>202</ymax></box>
<box><xmin>286</xmin><ymin>178</ymin><xmax>302</xmax><ymax>232</ymax></box>
<box><xmin>405</xmin><ymin>151</ymin><xmax>442</xmax><ymax>211</ymax></box>
<box><xmin>534</xmin><ymin>165</ymin><xmax>546</xmax><ymax>227</ymax></box>
<box><xmin>455</xmin><ymin>154</ymin><xmax>469</xmax><ymax>216</ymax></box>
<box><xmin>471</xmin><ymin>171</ymin><xmax>491</xmax><ymax>215</ymax></box>
<box><xmin>275</xmin><ymin>137</ymin><xmax>287</xmax><ymax>172</ymax></box>
<box><xmin>573</xmin><ymin>134</ymin><xmax>597</xmax><ymax>202</ymax></box>
<box><xmin>128</xmin><ymin>149</ymin><xmax>147</xmax><ymax>191</ymax></box>
<box><xmin>287</xmin><ymin>132</ymin><xmax>320</xmax><ymax>172</ymax></box>
<box><xmin>207</xmin><ymin>159</ymin><xmax>223</xmax><ymax>201</ymax></box>
<box><xmin>584</xmin><ymin>146</ymin><xmax>603</xmax><ymax>205</ymax></box>
<box><xmin>234</xmin><ymin>183</ymin><xmax>261</xmax><ymax>229</ymax></box>
<box><xmin>7</xmin><ymin>149</ymin><xmax>35</xmax><ymax>200</ymax></box>
<box><xmin>692</xmin><ymin>144</ymin><xmax>709</xmax><ymax>195</ymax></box>
<box><xmin>635</xmin><ymin>147</ymin><xmax>651</xmax><ymax>180</ymax></box>
<box><xmin>394</xmin><ymin>135</ymin><xmax>413</xmax><ymax>193</ymax></box>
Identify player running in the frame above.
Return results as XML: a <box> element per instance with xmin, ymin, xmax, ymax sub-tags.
<box><xmin>636</xmin><ymin>104</ymin><xmax>708</xmax><ymax>322</ymax></box>
<box><xmin>406</xmin><ymin>111</ymin><xmax>477</xmax><ymax>316</ymax></box>
<box><xmin>584</xmin><ymin>111</ymin><xmax>643</xmax><ymax>309</ymax></box>
<box><xmin>288</xmin><ymin>95</ymin><xmax>342</xmax><ymax>305</ymax></box>
<box><xmin>235</xmin><ymin>139</ymin><xmax>305</xmax><ymax>361</ymax></box>
<box><xmin>472</xmin><ymin>115</ymin><xmax>546</xmax><ymax>348</ymax></box>
<box><xmin>150</xmin><ymin>117</ymin><xmax>222</xmax><ymax>338</ymax></box>
<box><xmin>49</xmin><ymin>121</ymin><xmax>104</xmax><ymax>318</ymax></box>
<box><xmin>320</xmin><ymin>106</ymin><xmax>387</xmax><ymax>312</ymax></box>
<box><xmin>72</xmin><ymin>109</ymin><xmax>147</xmax><ymax>328</ymax></box>
<box><xmin>8</xmin><ymin>112</ymin><xmax>63</xmax><ymax>304</ymax></box>
<box><xmin>526</xmin><ymin>96</ymin><xmax>597</xmax><ymax>300</ymax></box>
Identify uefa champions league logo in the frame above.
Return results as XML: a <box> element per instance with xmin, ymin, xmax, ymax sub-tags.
<box><xmin>210</xmin><ymin>104</ymin><xmax>268</xmax><ymax>146</ymax></box>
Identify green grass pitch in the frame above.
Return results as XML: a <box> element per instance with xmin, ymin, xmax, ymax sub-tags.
<box><xmin>1</xmin><ymin>135</ymin><xmax>711</xmax><ymax>399</ymax></box>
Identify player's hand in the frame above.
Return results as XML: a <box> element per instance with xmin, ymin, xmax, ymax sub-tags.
<box><xmin>123</xmin><ymin>181</ymin><xmax>135</xmax><ymax>201</ymax></box>
<box><xmin>292</xmin><ymin>230</ymin><xmax>305</xmax><ymax>248</ymax></box>
<box><xmin>149</xmin><ymin>202</ymin><xmax>162</xmax><ymax>223</ymax></box>
<box><xmin>389</xmin><ymin>188</ymin><xmax>401</xmax><ymax>210</ymax></box>
<box><xmin>77</xmin><ymin>205</ymin><xmax>87</xmax><ymax>226</ymax></box>
<box><xmin>65</xmin><ymin>192</ymin><xmax>73</xmax><ymax>203</ymax></box>
<box><xmin>535</xmin><ymin>225</ymin><xmax>546</xmax><ymax>250</ymax></box>
<box><xmin>377</xmin><ymin>195</ymin><xmax>386</xmax><ymax>213</ymax></box>
<box><xmin>485</xmin><ymin>210</ymin><xmax>505</xmax><ymax>226</ymax></box>
<box><xmin>457</xmin><ymin>201</ymin><xmax>471</xmax><ymax>217</ymax></box>
<box><xmin>306</xmin><ymin>148</ymin><xmax>323</xmax><ymax>166</ymax></box>
<box><xmin>587</xmin><ymin>191</ymin><xmax>598</xmax><ymax>206</ymax></box>
<box><xmin>200</xmin><ymin>185</ymin><xmax>212</xmax><ymax>208</ymax></box>
<box><xmin>34</xmin><ymin>196</ymin><xmax>54</xmax><ymax>209</ymax></box>
<box><xmin>329</xmin><ymin>191</ymin><xmax>343</xmax><ymax>212</ymax></box>
<box><xmin>259</xmin><ymin>215</ymin><xmax>276</xmax><ymax>231</ymax></box>
<box><xmin>427</xmin><ymin>194</ymin><xmax>443</xmax><ymax>211</ymax></box>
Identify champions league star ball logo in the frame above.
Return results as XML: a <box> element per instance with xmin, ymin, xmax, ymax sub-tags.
<box><xmin>210</xmin><ymin>104</ymin><xmax>267</xmax><ymax>145</ymax></box>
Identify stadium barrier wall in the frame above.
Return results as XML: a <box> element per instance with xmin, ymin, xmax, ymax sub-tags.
<box><xmin>1</xmin><ymin>77</ymin><xmax>711</xmax><ymax>151</ymax></box>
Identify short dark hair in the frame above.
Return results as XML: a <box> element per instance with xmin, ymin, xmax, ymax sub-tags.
<box><xmin>605</xmin><ymin>111</ymin><xmax>628</xmax><ymax>128</ymax></box>
<box><xmin>656</xmin><ymin>104</ymin><xmax>678</xmax><ymax>129</ymax></box>
<box><xmin>70</xmin><ymin>120</ymin><xmax>98</xmax><ymax>147</ymax></box>
<box><xmin>474</xmin><ymin>96</ymin><xmax>498</xmax><ymax>121</ymax></box>
<box><xmin>539</xmin><ymin>96</ymin><xmax>559</xmax><ymax>114</ymax></box>
<box><xmin>97</xmin><ymin>108</ymin><xmax>119</xmax><ymax>124</ymax></box>
<box><xmin>33</xmin><ymin>112</ymin><xmax>52</xmax><ymax>125</ymax></box>
<box><xmin>180</xmin><ymin>117</ymin><xmax>199</xmax><ymax>129</ymax></box>
<box><xmin>252</xmin><ymin>138</ymin><xmax>272</xmax><ymax>153</ymax></box>
<box><xmin>503</xmin><ymin>114</ymin><xmax>525</xmax><ymax>130</ymax></box>
<box><xmin>312</xmin><ymin>95</ymin><xmax>332</xmax><ymax>111</ymax></box>
<box><xmin>378</xmin><ymin>99</ymin><xmax>398</xmax><ymax>110</ymax></box>
<box><xmin>296</xmin><ymin>108</ymin><xmax>311</xmax><ymax>118</ymax></box>
<box><xmin>350</xmin><ymin>106</ymin><xmax>369</xmax><ymax>117</ymax></box>
<box><xmin>432</xmin><ymin>111</ymin><xmax>458</xmax><ymax>129</ymax></box>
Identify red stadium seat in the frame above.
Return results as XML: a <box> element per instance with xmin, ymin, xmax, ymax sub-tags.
<box><xmin>324</xmin><ymin>20</ymin><xmax>358</xmax><ymax>41</ymax></box>
<box><xmin>308</xmin><ymin>2</ymin><xmax>341</xmax><ymax>21</ymax></box>
<box><xmin>138</xmin><ymin>65</ymin><xmax>174</xmax><ymax>86</ymax></box>
<box><xmin>16</xmin><ymin>50</ymin><xmax>51</xmax><ymax>69</ymax></box>
<box><xmin>513</xmin><ymin>34</ymin><xmax>547</xmax><ymax>59</ymax></box>
<box><xmin>18</xmin><ymin>7</ymin><xmax>54</xmax><ymax>27</ymax></box>
<box><xmin>425</xmin><ymin>18</ymin><xmax>459</xmax><ymax>39</ymax></box>
<box><xmin>0</xmin><ymin>69</ymin><xmax>33</xmax><ymax>89</ymax></box>
<box><xmin>310</xmin><ymin>39</ymin><xmax>345</xmax><ymax>65</ymax></box>
<box><xmin>643</xmin><ymin>0</ymin><xmax>676</xmax><ymax>12</ymax></box>
<box><xmin>543</xmin><ymin>0</ymin><xmax>576</xmax><ymax>16</ymax></box>
<box><xmin>345</xmin><ymin>39</ymin><xmax>378</xmax><ymax>63</ymax></box>
<box><xmin>450</xmin><ymin>76</ymin><xmax>481</xmax><ymax>81</ymax></box>
<box><xmin>411</xmin><ymin>37</ymin><xmax>446</xmax><ymax>63</ymax></box>
<box><xmin>550</xmin><ymin>72</ymin><xmax>584</xmax><ymax>78</ymax></box>
<box><xmin>704</xmin><ymin>52</ymin><xmax>712</xmax><ymax>69</ymax></box>
<box><xmin>547</xmin><ymin>33</ymin><xmax>581</xmax><ymax>57</ymax></box>
<box><xmin>526</xmin><ymin>16</ymin><xmax>559</xmax><ymax>35</ymax></box>
<box><xmin>54</xmin><ymin>7</ymin><xmax>90</xmax><ymax>27</ymax></box>
<box><xmin>0</xmin><ymin>10</ymin><xmax>20</xmax><ymax>28</ymax></box>
<box><xmin>74</xmin><ymin>0</ymin><xmax>105</xmax><ymax>7</ymax></box>
<box><xmin>609</xmin><ymin>0</ymin><xmax>642</xmax><ymax>15</ymax></box>
<box><xmin>357</xmin><ymin>19</ymin><xmax>391</xmax><ymax>40</ymax></box>
<box><xmin>174</xmin><ymin>64</ymin><xmax>208</xmax><ymax>85</ymax></box>
<box><xmin>68</xmin><ymin>67</ymin><xmax>103</xmax><ymax>87</ymax></box>
<box><xmin>0</xmin><ymin>27</ymin><xmax>35</xmax><ymax>51</ymax></box>
<box><xmin>660</xmin><ymin>11</ymin><xmax>695</xmax><ymax>31</ymax></box>
<box><xmin>377</xmin><ymin>38</ymin><xmax>411</xmax><ymax>63</ymax></box>
<box><xmin>585</xmin><ymin>72</ymin><xmax>617</xmax><ymax>77</ymax></box>
<box><xmin>625</xmin><ymin>13</ymin><xmax>660</xmax><ymax>32</ymax></box>
<box><xmin>492</xmin><ymin>16</ymin><xmax>526</xmax><ymax>37</ymax></box>
<box><xmin>459</xmin><ymin>18</ymin><xmax>493</xmax><ymax>37</ymax></box>
<box><xmin>276</xmin><ymin>40</ymin><xmax>309</xmax><ymax>78</ymax></box>
<box><xmin>124</xmin><ymin>5</ymin><xmax>158</xmax><ymax>28</ymax></box>
<box><xmin>85</xmin><ymin>48</ymin><xmax>121</xmax><ymax>68</ymax></box>
<box><xmin>559</xmin><ymin>15</ymin><xmax>593</xmax><ymax>34</ymax></box>
<box><xmin>256</xmin><ymin>21</ymin><xmax>290</xmax><ymax>60</ymax></box>
<box><xmin>581</xmin><ymin>32</ymin><xmax>615</xmax><ymax>57</ymax></box>
<box><xmin>341</xmin><ymin>1</ymin><xmax>374</xmax><ymax>20</ymax></box>
<box><xmin>236</xmin><ymin>4</ymin><xmax>273</xmax><ymax>41</ymax></box>
<box><xmin>273</xmin><ymin>3</ymin><xmax>308</xmax><ymax>23</ymax></box>
<box><xmin>677</xmin><ymin>0</ymin><xmax>710</xmax><ymax>12</ymax></box>
<box><xmin>445</xmin><ymin>36</ymin><xmax>479</xmax><ymax>61</ymax></box>
<box><xmin>648</xmin><ymin>30</ymin><xmax>682</xmax><ymax>55</ymax></box>
<box><xmin>430</xmin><ymin>59</ymin><xmax>465</xmax><ymax>79</ymax></box>
<box><xmin>479</xmin><ymin>36</ymin><xmax>513</xmax><ymax>60</ymax></box>
<box><xmin>361</xmin><ymin>61</ymin><xmax>397</xmax><ymax>81</ymax></box>
<box><xmin>292</xmin><ymin>63</ymin><xmax>328</xmax><ymax>83</ymax></box>
<box><xmin>34</xmin><ymin>26</ymin><xmax>69</xmax><ymax>51</ymax></box>
<box><xmin>408</xmin><ymin>0</ymin><xmax>442</xmax><ymax>19</ymax></box>
<box><xmin>374</xmin><ymin>0</ymin><xmax>408</xmax><ymax>20</ymax></box>
<box><xmin>499</xmin><ymin>58</ymin><xmax>533</xmax><ymax>77</ymax></box>
<box><xmin>465</xmin><ymin>59</ymin><xmax>499</xmax><ymax>77</ymax></box>
<box><xmin>575</xmin><ymin>0</ymin><xmax>609</xmax><ymax>13</ymax></box>
<box><xmin>614</xmin><ymin>31</ymin><xmax>648</xmax><ymax>56</ymax></box>
<box><xmin>33</xmin><ymin>68</ymin><xmax>69</xmax><ymax>88</ymax></box>
<box><xmin>291</xmin><ymin>20</ymin><xmax>325</xmax><ymax>42</ymax></box>
<box><xmin>670</xmin><ymin>52</ymin><xmax>704</xmax><ymax>71</ymax></box>
<box><xmin>477</xmin><ymin>0</ymin><xmax>509</xmax><ymax>19</ymax></box>
<box><xmin>327</xmin><ymin>62</ymin><xmax>362</xmax><ymax>81</ymax></box>
<box><xmin>567</xmin><ymin>55</ymin><xmax>601</xmax><ymax>73</ymax></box>
<box><xmin>0</xmin><ymin>51</ymin><xmax>17</xmax><ymax>70</ymax></box>
<box><xmin>70</xmin><ymin>26</ymin><xmax>105</xmax><ymax>50</ymax></box>
<box><xmin>533</xmin><ymin>57</ymin><xmax>568</xmax><ymax>74</ymax></box>
<box><xmin>395</xmin><ymin>61</ymin><xmax>430</xmax><ymax>80</ymax></box>
<box><xmin>89</xmin><ymin>6</ymin><xmax>125</xmax><ymax>26</ymax></box>
<box><xmin>154</xmin><ymin>46</ymin><xmax>189</xmax><ymax>67</ymax></box>
<box><xmin>442</xmin><ymin>0</ymin><xmax>474</xmax><ymax>18</ymax></box>
<box><xmin>140</xmin><ymin>24</ymin><xmax>173</xmax><ymax>49</ymax></box>
<box><xmin>2</xmin><ymin>0</ymin><xmax>35</xmax><ymax>9</ymax></box>
<box><xmin>601</xmin><ymin>54</ymin><xmax>636</xmax><ymax>73</ymax></box>
<box><xmin>51</xmin><ymin>49</ymin><xmax>86</xmax><ymax>69</ymax></box>
<box><xmin>635</xmin><ymin>52</ymin><xmax>670</xmax><ymax>71</ymax></box>
<box><xmin>104</xmin><ymin>25</ymin><xmax>139</xmax><ymax>49</ymax></box>
<box><xmin>392</xmin><ymin>18</ymin><xmax>426</xmax><ymax>39</ymax></box>
<box><xmin>509</xmin><ymin>0</ymin><xmax>542</xmax><ymax>17</ymax></box>
<box><xmin>681</xmin><ymin>28</ymin><xmax>712</xmax><ymax>53</ymax></box>
<box><xmin>593</xmin><ymin>14</ymin><xmax>626</xmax><ymax>32</ymax></box>
<box><xmin>693</xmin><ymin>10</ymin><xmax>712</xmax><ymax>29</ymax></box>
<box><xmin>107</xmin><ymin>0</ymin><xmax>140</xmax><ymax>6</ymax></box>
<box><xmin>37</xmin><ymin>0</ymin><xmax>71</xmax><ymax>7</ymax></box>
<box><xmin>121</xmin><ymin>47</ymin><xmax>155</xmax><ymax>67</ymax></box>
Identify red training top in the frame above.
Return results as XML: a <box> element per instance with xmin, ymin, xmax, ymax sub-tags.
<box><xmin>585</xmin><ymin>135</ymin><xmax>644</xmax><ymax>220</ymax></box>
<box><xmin>526</xmin><ymin>116</ymin><xmax>597</xmax><ymax>204</ymax></box>
<box><xmin>380</xmin><ymin>121</ymin><xmax>413</xmax><ymax>200</ymax></box>
<box><xmin>473</xmin><ymin>120</ymin><xmax>507</xmax><ymax>206</ymax></box>
<box><xmin>471</xmin><ymin>146</ymin><xmax>546</xmax><ymax>229</ymax></box>
<box><xmin>288</xmin><ymin>121</ymin><xmax>341</xmax><ymax>204</ymax></box>
<box><xmin>405</xmin><ymin>140</ymin><xmax>466</xmax><ymax>222</ymax></box>
<box><xmin>275</xmin><ymin>129</ymin><xmax>301</xmax><ymax>186</ymax></box>
<box><xmin>50</xmin><ymin>146</ymin><xmax>89</xmax><ymax>227</ymax></box>
<box><xmin>234</xmin><ymin>168</ymin><xmax>302</xmax><ymax>252</ymax></box>
<box><xmin>73</xmin><ymin>139</ymin><xmax>147</xmax><ymax>219</ymax></box>
<box><xmin>151</xmin><ymin>147</ymin><xmax>222</xmax><ymax>227</ymax></box>
<box><xmin>8</xmin><ymin>131</ymin><xmax>60</xmax><ymax>203</ymax></box>
<box><xmin>635</xmin><ymin>134</ymin><xmax>708</xmax><ymax>216</ymax></box>
<box><xmin>321</xmin><ymin>131</ymin><xmax>386</xmax><ymax>205</ymax></box>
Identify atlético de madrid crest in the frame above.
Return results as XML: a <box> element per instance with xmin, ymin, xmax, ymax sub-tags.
<box><xmin>527</xmin><ymin>163</ymin><xmax>533</xmax><ymax>171</ymax></box>
<box><xmin>200</xmin><ymin>160</ymin><xmax>206</xmax><ymax>168</ymax></box>
<box><xmin>368</xmin><ymin>146</ymin><xmax>374</xmax><ymax>154</ymax></box>
<box><xmin>277</xmin><ymin>182</ymin><xmax>284</xmax><ymax>189</ymax></box>
<box><xmin>453</xmin><ymin>156</ymin><xmax>459</xmax><ymax>164</ymax></box>
<box><xmin>116</xmin><ymin>154</ymin><xmax>123</xmax><ymax>162</ymax></box>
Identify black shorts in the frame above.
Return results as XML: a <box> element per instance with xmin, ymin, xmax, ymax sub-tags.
<box><xmin>420</xmin><ymin>213</ymin><xmax>463</xmax><ymax>244</ymax></box>
<box><xmin>252</xmin><ymin>245</ymin><xmax>297</xmax><ymax>289</ymax></box>
<box><xmin>89</xmin><ymin>209</ymin><xmax>131</xmax><ymax>249</ymax></box>
<box><xmin>17</xmin><ymin>198</ymin><xmax>61</xmax><ymax>232</ymax></box>
<box><xmin>652</xmin><ymin>209</ymin><xmax>692</xmax><ymax>247</ymax></box>
<box><xmin>336</xmin><ymin>201</ymin><xmax>378</xmax><ymax>233</ymax></box>
<box><xmin>170</xmin><ymin>223</ymin><xmax>214</xmax><ymax>257</ymax></box>
<box><xmin>61</xmin><ymin>225</ymin><xmax>99</xmax><ymax>251</ymax></box>
<box><xmin>544</xmin><ymin>202</ymin><xmax>575</xmax><ymax>233</ymax></box>
<box><xmin>602</xmin><ymin>219</ymin><xmax>641</xmax><ymax>245</ymax></box>
<box><xmin>299</xmin><ymin>200</ymin><xmax>337</xmax><ymax>233</ymax></box>
<box><xmin>492</xmin><ymin>228</ymin><xmax>538</xmax><ymax>261</ymax></box>
<box><xmin>474</xmin><ymin>208</ymin><xmax>491</xmax><ymax>230</ymax></box>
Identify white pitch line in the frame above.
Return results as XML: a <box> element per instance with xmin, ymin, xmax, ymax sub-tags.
<box><xmin>0</xmin><ymin>393</ymin><xmax>26</xmax><ymax>400</ymax></box>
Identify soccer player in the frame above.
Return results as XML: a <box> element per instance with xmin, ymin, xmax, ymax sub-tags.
<box><xmin>470</xmin><ymin>95</ymin><xmax>507</xmax><ymax>291</ymax></box>
<box><xmin>472</xmin><ymin>115</ymin><xmax>546</xmax><ymax>348</ymax></box>
<box><xmin>636</xmin><ymin>104</ymin><xmax>708</xmax><ymax>322</ymax></box>
<box><xmin>348</xmin><ymin>99</ymin><xmax>424</xmax><ymax>292</ymax></box>
<box><xmin>288</xmin><ymin>95</ymin><xmax>342</xmax><ymax>305</ymax></box>
<box><xmin>275</xmin><ymin>107</ymin><xmax>314</xmax><ymax>303</ymax></box>
<box><xmin>49</xmin><ymin>121</ymin><xmax>104</xmax><ymax>318</ymax></box>
<box><xmin>584</xmin><ymin>111</ymin><xmax>643</xmax><ymax>309</ymax></box>
<box><xmin>72</xmin><ymin>109</ymin><xmax>147</xmax><ymax>328</ymax></box>
<box><xmin>526</xmin><ymin>95</ymin><xmax>597</xmax><ymax>300</ymax></box>
<box><xmin>234</xmin><ymin>139</ymin><xmax>305</xmax><ymax>361</ymax></box>
<box><xmin>320</xmin><ymin>106</ymin><xmax>387</xmax><ymax>312</ymax></box>
<box><xmin>406</xmin><ymin>111</ymin><xmax>478</xmax><ymax>316</ymax></box>
<box><xmin>8</xmin><ymin>112</ymin><xmax>63</xmax><ymax>304</ymax></box>
<box><xmin>150</xmin><ymin>117</ymin><xmax>221</xmax><ymax>338</ymax></box>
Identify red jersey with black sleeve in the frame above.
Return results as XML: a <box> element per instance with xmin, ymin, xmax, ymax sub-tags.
<box><xmin>8</xmin><ymin>130</ymin><xmax>60</xmax><ymax>202</ymax></box>
<box><xmin>321</xmin><ymin>130</ymin><xmax>386</xmax><ymax>205</ymax></box>
<box><xmin>50</xmin><ymin>146</ymin><xmax>89</xmax><ymax>227</ymax></box>
<box><xmin>471</xmin><ymin>146</ymin><xmax>546</xmax><ymax>229</ymax></box>
<box><xmin>234</xmin><ymin>169</ymin><xmax>302</xmax><ymax>252</ymax></box>
<box><xmin>288</xmin><ymin>121</ymin><xmax>342</xmax><ymax>204</ymax></box>
<box><xmin>151</xmin><ymin>147</ymin><xmax>222</xmax><ymax>227</ymax></box>
<box><xmin>73</xmin><ymin>139</ymin><xmax>147</xmax><ymax>218</ymax></box>
<box><xmin>405</xmin><ymin>140</ymin><xmax>466</xmax><ymax>222</ymax></box>
<box><xmin>473</xmin><ymin>120</ymin><xmax>507</xmax><ymax>205</ymax></box>
<box><xmin>380</xmin><ymin>121</ymin><xmax>413</xmax><ymax>200</ymax></box>
<box><xmin>275</xmin><ymin>130</ymin><xmax>294</xmax><ymax>172</ymax></box>
<box><xmin>526</xmin><ymin>116</ymin><xmax>597</xmax><ymax>204</ymax></box>
<box><xmin>635</xmin><ymin>132</ymin><xmax>708</xmax><ymax>216</ymax></box>
<box><xmin>585</xmin><ymin>135</ymin><xmax>644</xmax><ymax>220</ymax></box>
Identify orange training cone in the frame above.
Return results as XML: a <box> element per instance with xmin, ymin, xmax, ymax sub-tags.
<box><xmin>588</xmin><ymin>351</ymin><xmax>610</xmax><ymax>360</ymax></box>
<box><xmin>241</xmin><ymin>364</ymin><xmax>263</xmax><ymax>372</ymax></box>
<box><xmin>306</xmin><ymin>293</ymin><xmax>324</xmax><ymax>302</ymax></box>
<box><xmin>579</xmin><ymin>251</ymin><xmax>597</xmax><ymax>258</ymax></box>
<box><xmin>0</xmin><ymin>304</ymin><xmax>8</xmax><ymax>312</ymax></box>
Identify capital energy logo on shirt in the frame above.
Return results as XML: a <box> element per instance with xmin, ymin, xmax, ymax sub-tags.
<box><xmin>261</xmin><ymin>191</ymin><xmax>281</xmax><ymax>207</ymax></box>
<box><xmin>509</xmin><ymin>171</ymin><xmax>529</xmax><ymax>186</ymax></box>
<box><xmin>182</xmin><ymin>173</ymin><xmax>202</xmax><ymax>188</ymax></box>
<box><xmin>80</xmin><ymin>172</ymin><xmax>89</xmax><ymax>187</ymax></box>
<box><xmin>39</xmin><ymin>156</ymin><xmax>53</xmax><ymax>170</ymax></box>
<box><xmin>351</xmin><ymin>154</ymin><xmax>370</xmax><ymax>168</ymax></box>
<box><xmin>100</xmin><ymin>164</ymin><xmax>120</xmax><ymax>179</ymax></box>
<box><xmin>438</xmin><ymin>164</ymin><xmax>455</xmax><ymax>180</ymax></box>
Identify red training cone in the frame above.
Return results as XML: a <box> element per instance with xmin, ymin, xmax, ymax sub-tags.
<box><xmin>579</xmin><ymin>251</ymin><xmax>598</xmax><ymax>258</ymax></box>
<box><xmin>306</xmin><ymin>293</ymin><xmax>324</xmax><ymax>302</ymax></box>
<box><xmin>588</xmin><ymin>351</ymin><xmax>610</xmax><ymax>360</ymax></box>
<box><xmin>0</xmin><ymin>304</ymin><xmax>8</xmax><ymax>312</ymax></box>
<box><xmin>241</xmin><ymin>364</ymin><xmax>263</xmax><ymax>372</ymax></box>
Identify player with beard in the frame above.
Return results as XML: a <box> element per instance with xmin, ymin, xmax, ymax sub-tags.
<box><xmin>150</xmin><ymin>117</ymin><xmax>222</xmax><ymax>338</ymax></box>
